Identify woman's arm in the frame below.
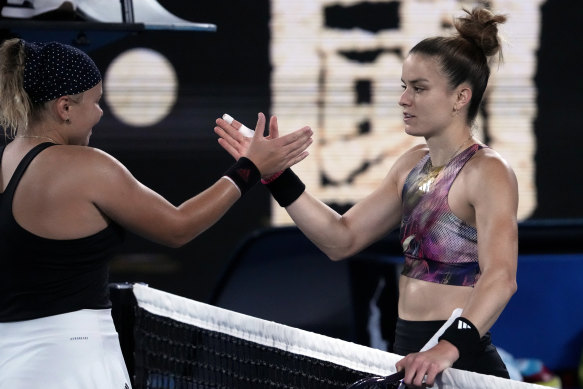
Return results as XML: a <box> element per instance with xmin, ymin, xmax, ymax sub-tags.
<box><xmin>215</xmin><ymin>114</ymin><xmax>425</xmax><ymax>260</ymax></box>
<box><xmin>87</xmin><ymin>113</ymin><xmax>313</xmax><ymax>247</ymax></box>
<box><xmin>457</xmin><ymin>150</ymin><xmax>519</xmax><ymax>334</ymax></box>
<box><xmin>284</xmin><ymin>171</ymin><xmax>403</xmax><ymax>260</ymax></box>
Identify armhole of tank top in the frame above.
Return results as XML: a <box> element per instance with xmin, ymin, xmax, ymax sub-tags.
<box><xmin>400</xmin><ymin>153</ymin><xmax>429</xmax><ymax>201</ymax></box>
<box><xmin>0</xmin><ymin>145</ymin><xmax>6</xmax><ymax>193</ymax></box>
<box><xmin>444</xmin><ymin>144</ymin><xmax>483</xmax><ymax>226</ymax></box>
<box><xmin>4</xmin><ymin>143</ymin><xmax>56</xmax><ymax>196</ymax></box>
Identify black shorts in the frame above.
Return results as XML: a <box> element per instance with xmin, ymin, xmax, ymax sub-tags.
<box><xmin>392</xmin><ymin>317</ymin><xmax>510</xmax><ymax>379</ymax></box>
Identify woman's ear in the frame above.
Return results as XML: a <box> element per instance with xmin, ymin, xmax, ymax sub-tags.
<box><xmin>456</xmin><ymin>85</ymin><xmax>472</xmax><ymax>110</ymax></box>
<box><xmin>54</xmin><ymin>96</ymin><xmax>70</xmax><ymax>123</ymax></box>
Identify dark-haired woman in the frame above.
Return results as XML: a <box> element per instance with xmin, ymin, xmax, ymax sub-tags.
<box><xmin>215</xmin><ymin>8</ymin><xmax>517</xmax><ymax>386</ymax></box>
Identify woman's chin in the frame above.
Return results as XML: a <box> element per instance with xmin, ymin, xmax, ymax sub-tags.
<box><xmin>404</xmin><ymin>126</ymin><xmax>422</xmax><ymax>137</ymax></box>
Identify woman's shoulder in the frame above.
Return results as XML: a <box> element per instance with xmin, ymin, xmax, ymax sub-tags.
<box><xmin>394</xmin><ymin>143</ymin><xmax>428</xmax><ymax>171</ymax></box>
<box><xmin>464</xmin><ymin>144</ymin><xmax>517</xmax><ymax>188</ymax></box>
<box><xmin>43</xmin><ymin>145</ymin><xmax>127</xmax><ymax>178</ymax></box>
<box><xmin>396</xmin><ymin>143</ymin><xmax>428</xmax><ymax>163</ymax></box>
<box><xmin>385</xmin><ymin>143</ymin><xmax>428</xmax><ymax>187</ymax></box>
<box><xmin>468</xmin><ymin>144</ymin><xmax>513</xmax><ymax>173</ymax></box>
<box><xmin>47</xmin><ymin>145</ymin><xmax>119</xmax><ymax>164</ymax></box>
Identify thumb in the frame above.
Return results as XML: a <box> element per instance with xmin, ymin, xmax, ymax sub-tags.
<box><xmin>269</xmin><ymin>115</ymin><xmax>279</xmax><ymax>139</ymax></box>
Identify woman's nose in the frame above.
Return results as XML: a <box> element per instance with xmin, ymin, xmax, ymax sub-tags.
<box><xmin>399</xmin><ymin>89</ymin><xmax>410</xmax><ymax>107</ymax></box>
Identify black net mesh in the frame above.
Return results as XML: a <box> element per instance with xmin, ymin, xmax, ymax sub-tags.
<box><xmin>132</xmin><ymin>308</ymin><xmax>374</xmax><ymax>389</ymax></box>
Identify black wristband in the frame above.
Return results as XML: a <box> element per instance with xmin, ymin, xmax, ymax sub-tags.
<box><xmin>223</xmin><ymin>157</ymin><xmax>261</xmax><ymax>196</ymax></box>
<box><xmin>438</xmin><ymin>317</ymin><xmax>482</xmax><ymax>358</ymax></box>
<box><xmin>264</xmin><ymin>168</ymin><xmax>305</xmax><ymax>207</ymax></box>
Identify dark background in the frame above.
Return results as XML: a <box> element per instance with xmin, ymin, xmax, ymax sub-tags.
<box><xmin>1</xmin><ymin>0</ymin><xmax>582</xmax><ymax>303</ymax></box>
<box><xmin>99</xmin><ymin>0</ymin><xmax>274</xmax><ymax>301</ymax></box>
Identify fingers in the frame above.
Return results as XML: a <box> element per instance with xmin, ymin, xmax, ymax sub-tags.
<box><xmin>276</xmin><ymin>126</ymin><xmax>313</xmax><ymax>146</ymax></box>
<box><xmin>215</xmin><ymin>113</ymin><xmax>313</xmax><ymax>174</ymax></box>
<box><xmin>424</xmin><ymin>365</ymin><xmax>440</xmax><ymax>387</ymax></box>
<box><xmin>285</xmin><ymin>150</ymin><xmax>310</xmax><ymax>169</ymax></box>
<box><xmin>268</xmin><ymin>115</ymin><xmax>279</xmax><ymax>139</ymax></box>
<box><xmin>215</xmin><ymin>117</ymin><xmax>245</xmax><ymax>142</ymax></box>
<box><xmin>411</xmin><ymin>362</ymin><xmax>429</xmax><ymax>387</ymax></box>
<box><xmin>221</xmin><ymin>113</ymin><xmax>241</xmax><ymax>130</ymax></box>
<box><xmin>214</xmin><ymin>124</ymin><xmax>247</xmax><ymax>160</ymax></box>
<box><xmin>397</xmin><ymin>355</ymin><xmax>423</xmax><ymax>387</ymax></box>
<box><xmin>214</xmin><ymin>124</ymin><xmax>240</xmax><ymax>149</ymax></box>
<box><xmin>216</xmin><ymin>138</ymin><xmax>241</xmax><ymax>160</ymax></box>
<box><xmin>397</xmin><ymin>354</ymin><xmax>440</xmax><ymax>388</ymax></box>
<box><xmin>278</xmin><ymin>127</ymin><xmax>313</xmax><ymax>159</ymax></box>
<box><xmin>267</xmin><ymin>126</ymin><xmax>313</xmax><ymax>164</ymax></box>
<box><xmin>219</xmin><ymin>113</ymin><xmax>310</xmax><ymax>146</ymax></box>
<box><xmin>278</xmin><ymin>137</ymin><xmax>313</xmax><ymax>165</ymax></box>
<box><xmin>221</xmin><ymin>113</ymin><xmax>254</xmax><ymax>137</ymax></box>
<box><xmin>395</xmin><ymin>359</ymin><xmax>405</xmax><ymax>374</ymax></box>
<box><xmin>253</xmin><ymin>112</ymin><xmax>266</xmax><ymax>138</ymax></box>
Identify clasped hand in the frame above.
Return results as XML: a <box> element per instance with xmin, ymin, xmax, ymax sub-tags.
<box><xmin>214</xmin><ymin>112</ymin><xmax>313</xmax><ymax>178</ymax></box>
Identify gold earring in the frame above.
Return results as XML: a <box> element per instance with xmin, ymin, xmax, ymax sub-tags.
<box><xmin>65</xmin><ymin>118</ymin><xmax>71</xmax><ymax>124</ymax></box>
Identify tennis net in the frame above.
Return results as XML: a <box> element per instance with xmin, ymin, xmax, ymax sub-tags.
<box><xmin>111</xmin><ymin>283</ymin><xmax>546</xmax><ymax>389</ymax></box>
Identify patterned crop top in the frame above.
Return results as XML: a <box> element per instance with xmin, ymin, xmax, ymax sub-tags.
<box><xmin>400</xmin><ymin>143</ymin><xmax>484</xmax><ymax>287</ymax></box>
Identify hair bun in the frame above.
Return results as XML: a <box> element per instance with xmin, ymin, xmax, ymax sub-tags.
<box><xmin>455</xmin><ymin>7</ymin><xmax>507</xmax><ymax>58</ymax></box>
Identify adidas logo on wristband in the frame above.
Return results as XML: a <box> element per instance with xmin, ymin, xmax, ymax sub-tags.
<box><xmin>439</xmin><ymin>317</ymin><xmax>481</xmax><ymax>357</ymax></box>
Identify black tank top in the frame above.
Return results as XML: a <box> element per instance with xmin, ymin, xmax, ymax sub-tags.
<box><xmin>0</xmin><ymin>143</ymin><xmax>124</xmax><ymax>322</ymax></box>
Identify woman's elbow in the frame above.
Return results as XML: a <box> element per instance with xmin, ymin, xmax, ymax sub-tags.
<box><xmin>481</xmin><ymin>270</ymin><xmax>517</xmax><ymax>302</ymax></box>
<box><xmin>155</xmin><ymin>223</ymin><xmax>200</xmax><ymax>248</ymax></box>
<box><xmin>156</xmin><ymin>234</ymin><xmax>189</xmax><ymax>249</ymax></box>
<box><xmin>166</xmin><ymin>238</ymin><xmax>188</xmax><ymax>249</ymax></box>
<box><xmin>498</xmin><ymin>273</ymin><xmax>518</xmax><ymax>300</ymax></box>
<box><xmin>508</xmin><ymin>277</ymin><xmax>518</xmax><ymax>298</ymax></box>
<box><xmin>327</xmin><ymin>252</ymin><xmax>348</xmax><ymax>261</ymax></box>
<box><xmin>324</xmin><ymin>243</ymin><xmax>359</xmax><ymax>261</ymax></box>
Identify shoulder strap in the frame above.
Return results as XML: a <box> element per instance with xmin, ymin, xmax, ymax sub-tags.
<box><xmin>3</xmin><ymin>143</ymin><xmax>56</xmax><ymax>198</ymax></box>
<box><xmin>440</xmin><ymin>143</ymin><xmax>481</xmax><ymax>185</ymax></box>
<box><xmin>401</xmin><ymin>152</ymin><xmax>430</xmax><ymax>200</ymax></box>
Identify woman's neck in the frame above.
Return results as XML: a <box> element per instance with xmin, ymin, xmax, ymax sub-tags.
<box><xmin>426</xmin><ymin>131</ymin><xmax>473</xmax><ymax>167</ymax></box>
<box><xmin>17</xmin><ymin>123</ymin><xmax>63</xmax><ymax>145</ymax></box>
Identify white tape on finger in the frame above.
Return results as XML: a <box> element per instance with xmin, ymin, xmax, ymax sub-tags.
<box><xmin>222</xmin><ymin>113</ymin><xmax>235</xmax><ymax>124</ymax></box>
<box><xmin>222</xmin><ymin>113</ymin><xmax>255</xmax><ymax>138</ymax></box>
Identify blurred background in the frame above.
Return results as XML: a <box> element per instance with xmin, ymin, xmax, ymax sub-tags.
<box><xmin>1</xmin><ymin>0</ymin><xmax>582</xmax><ymax>386</ymax></box>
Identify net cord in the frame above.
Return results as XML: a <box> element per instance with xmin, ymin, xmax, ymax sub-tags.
<box><xmin>132</xmin><ymin>283</ymin><xmax>547</xmax><ymax>389</ymax></box>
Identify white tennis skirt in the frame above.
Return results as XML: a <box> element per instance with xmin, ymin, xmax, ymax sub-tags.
<box><xmin>0</xmin><ymin>309</ymin><xmax>132</xmax><ymax>389</ymax></box>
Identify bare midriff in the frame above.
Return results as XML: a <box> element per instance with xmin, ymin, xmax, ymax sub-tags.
<box><xmin>398</xmin><ymin>275</ymin><xmax>473</xmax><ymax>321</ymax></box>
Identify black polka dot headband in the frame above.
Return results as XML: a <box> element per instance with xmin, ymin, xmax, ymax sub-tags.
<box><xmin>22</xmin><ymin>40</ymin><xmax>102</xmax><ymax>105</ymax></box>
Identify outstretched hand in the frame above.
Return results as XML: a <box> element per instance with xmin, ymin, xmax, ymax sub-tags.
<box><xmin>214</xmin><ymin>113</ymin><xmax>313</xmax><ymax>178</ymax></box>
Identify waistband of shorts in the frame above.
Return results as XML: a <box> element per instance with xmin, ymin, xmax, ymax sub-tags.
<box><xmin>0</xmin><ymin>309</ymin><xmax>116</xmax><ymax>338</ymax></box>
<box><xmin>394</xmin><ymin>317</ymin><xmax>446</xmax><ymax>345</ymax></box>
